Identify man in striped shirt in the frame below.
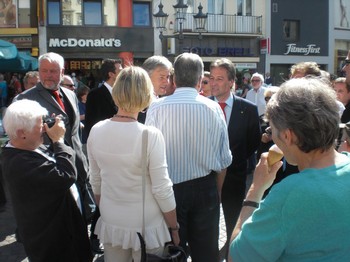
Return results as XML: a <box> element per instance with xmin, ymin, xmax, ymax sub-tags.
<box><xmin>146</xmin><ymin>53</ymin><xmax>232</xmax><ymax>262</ymax></box>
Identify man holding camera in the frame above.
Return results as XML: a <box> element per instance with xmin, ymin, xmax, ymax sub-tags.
<box><xmin>2</xmin><ymin>100</ymin><xmax>93</xmax><ymax>261</ymax></box>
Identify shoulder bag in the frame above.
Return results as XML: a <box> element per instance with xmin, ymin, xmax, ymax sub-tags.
<box><xmin>138</xmin><ymin>128</ymin><xmax>186</xmax><ymax>262</ymax></box>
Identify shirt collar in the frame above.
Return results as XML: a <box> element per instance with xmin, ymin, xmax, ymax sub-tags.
<box><xmin>214</xmin><ymin>92</ymin><xmax>234</xmax><ymax>108</ymax></box>
<box><xmin>104</xmin><ymin>82</ymin><xmax>113</xmax><ymax>94</ymax></box>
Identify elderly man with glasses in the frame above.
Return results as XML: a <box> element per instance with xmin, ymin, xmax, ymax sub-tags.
<box><xmin>245</xmin><ymin>73</ymin><xmax>267</xmax><ymax>118</ymax></box>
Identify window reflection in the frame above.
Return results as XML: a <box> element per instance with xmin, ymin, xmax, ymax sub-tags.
<box><xmin>84</xmin><ymin>1</ymin><xmax>102</xmax><ymax>25</ymax></box>
<box><xmin>47</xmin><ymin>0</ymin><xmax>118</xmax><ymax>26</ymax></box>
<box><xmin>48</xmin><ymin>1</ymin><xmax>60</xmax><ymax>25</ymax></box>
<box><xmin>133</xmin><ymin>2</ymin><xmax>150</xmax><ymax>26</ymax></box>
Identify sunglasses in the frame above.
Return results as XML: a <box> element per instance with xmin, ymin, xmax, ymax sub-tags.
<box><xmin>62</xmin><ymin>84</ymin><xmax>75</xmax><ymax>88</ymax></box>
<box><xmin>202</xmin><ymin>80</ymin><xmax>209</xmax><ymax>85</ymax></box>
<box><xmin>344</xmin><ymin>59</ymin><xmax>350</xmax><ymax>65</ymax></box>
<box><xmin>265</xmin><ymin>96</ymin><xmax>271</xmax><ymax>102</ymax></box>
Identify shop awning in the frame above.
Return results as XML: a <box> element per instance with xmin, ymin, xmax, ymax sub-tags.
<box><xmin>0</xmin><ymin>51</ymin><xmax>38</xmax><ymax>73</ymax></box>
<box><xmin>0</xmin><ymin>39</ymin><xmax>38</xmax><ymax>72</ymax></box>
<box><xmin>0</xmin><ymin>39</ymin><xmax>18</xmax><ymax>59</ymax></box>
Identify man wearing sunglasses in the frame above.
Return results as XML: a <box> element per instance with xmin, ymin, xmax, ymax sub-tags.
<box><xmin>61</xmin><ymin>75</ymin><xmax>76</xmax><ymax>91</ymax></box>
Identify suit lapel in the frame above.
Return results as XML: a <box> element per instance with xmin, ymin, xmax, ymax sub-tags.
<box><xmin>37</xmin><ymin>84</ymin><xmax>66</xmax><ymax>114</ymax></box>
<box><xmin>102</xmin><ymin>84</ymin><xmax>118</xmax><ymax>111</ymax></box>
<box><xmin>228</xmin><ymin>96</ymin><xmax>243</xmax><ymax>133</ymax></box>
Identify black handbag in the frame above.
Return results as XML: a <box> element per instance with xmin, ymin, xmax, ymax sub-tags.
<box><xmin>137</xmin><ymin>232</ymin><xmax>186</xmax><ymax>262</ymax></box>
<box><xmin>138</xmin><ymin>129</ymin><xmax>186</xmax><ymax>262</ymax></box>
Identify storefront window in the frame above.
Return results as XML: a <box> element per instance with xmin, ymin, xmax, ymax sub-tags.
<box><xmin>208</xmin><ymin>0</ymin><xmax>223</xmax><ymax>14</ymax></box>
<box><xmin>133</xmin><ymin>2</ymin><xmax>150</xmax><ymax>26</ymax></box>
<box><xmin>283</xmin><ymin>20</ymin><xmax>299</xmax><ymax>42</ymax></box>
<box><xmin>237</xmin><ymin>0</ymin><xmax>252</xmax><ymax>16</ymax></box>
<box><xmin>84</xmin><ymin>0</ymin><xmax>102</xmax><ymax>25</ymax></box>
<box><xmin>48</xmin><ymin>1</ymin><xmax>61</xmax><ymax>25</ymax></box>
<box><xmin>48</xmin><ymin>0</ymin><xmax>118</xmax><ymax>26</ymax></box>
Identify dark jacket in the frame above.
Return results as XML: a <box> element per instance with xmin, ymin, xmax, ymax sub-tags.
<box><xmin>85</xmin><ymin>84</ymin><xmax>118</xmax><ymax>138</ymax></box>
<box><xmin>211</xmin><ymin>95</ymin><xmax>261</xmax><ymax>177</ymax></box>
<box><xmin>2</xmin><ymin>143</ymin><xmax>93</xmax><ymax>262</ymax></box>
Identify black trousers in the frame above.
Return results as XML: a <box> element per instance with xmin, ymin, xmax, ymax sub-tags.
<box><xmin>221</xmin><ymin>169</ymin><xmax>247</xmax><ymax>255</ymax></box>
<box><xmin>0</xmin><ymin>167</ymin><xmax>6</xmax><ymax>206</ymax></box>
<box><xmin>173</xmin><ymin>172</ymin><xmax>220</xmax><ymax>262</ymax></box>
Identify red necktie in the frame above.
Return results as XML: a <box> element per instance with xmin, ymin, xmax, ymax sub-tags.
<box><xmin>218</xmin><ymin>102</ymin><xmax>226</xmax><ymax>120</ymax></box>
<box><xmin>53</xmin><ymin>90</ymin><xmax>65</xmax><ymax>111</ymax></box>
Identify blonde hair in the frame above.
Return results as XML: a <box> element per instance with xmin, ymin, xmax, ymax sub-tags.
<box><xmin>264</xmin><ymin>86</ymin><xmax>280</xmax><ymax>97</ymax></box>
<box><xmin>112</xmin><ymin>66</ymin><xmax>153</xmax><ymax>113</ymax></box>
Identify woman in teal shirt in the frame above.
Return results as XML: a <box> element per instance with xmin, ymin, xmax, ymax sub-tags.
<box><xmin>230</xmin><ymin>77</ymin><xmax>350</xmax><ymax>261</ymax></box>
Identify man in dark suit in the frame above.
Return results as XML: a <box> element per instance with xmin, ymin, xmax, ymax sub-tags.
<box><xmin>16</xmin><ymin>52</ymin><xmax>89</xmax><ymax>191</ymax></box>
<box><xmin>84</xmin><ymin>58</ymin><xmax>122</xmax><ymax>138</ymax></box>
<box><xmin>2</xmin><ymin>99</ymin><xmax>93</xmax><ymax>261</ymax></box>
<box><xmin>209</xmin><ymin>58</ymin><xmax>261</xmax><ymax>260</ymax></box>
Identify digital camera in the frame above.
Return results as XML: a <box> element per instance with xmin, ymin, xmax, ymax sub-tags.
<box><xmin>43</xmin><ymin>116</ymin><xmax>66</xmax><ymax>128</ymax></box>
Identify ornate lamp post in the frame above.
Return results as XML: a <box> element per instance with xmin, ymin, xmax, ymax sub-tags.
<box><xmin>153</xmin><ymin>1</ymin><xmax>208</xmax><ymax>40</ymax></box>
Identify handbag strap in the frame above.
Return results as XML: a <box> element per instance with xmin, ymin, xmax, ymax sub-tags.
<box><xmin>141</xmin><ymin>128</ymin><xmax>148</xmax><ymax>237</ymax></box>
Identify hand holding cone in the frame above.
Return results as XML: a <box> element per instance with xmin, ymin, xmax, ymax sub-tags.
<box><xmin>267</xmin><ymin>144</ymin><xmax>284</xmax><ymax>167</ymax></box>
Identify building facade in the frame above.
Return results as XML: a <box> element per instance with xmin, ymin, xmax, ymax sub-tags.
<box><xmin>264</xmin><ymin>0</ymin><xmax>350</xmax><ymax>85</ymax></box>
<box><xmin>155</xmin><ymin>0</ymin><xmax>265</xmax><ymax>78</ymax></box>
<box><xmin>0</xmin><ymin>0</ymin><xmax>39</xmax><ymax>59</ymax></box>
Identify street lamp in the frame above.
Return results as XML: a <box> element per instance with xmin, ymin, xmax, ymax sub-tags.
<box><xmin>153</xmin><ymin>1</ymin><xmax>208</xmax><ymax>40</ymax></box>
<box><xmin>193</xmin><ymin>3</ymin><xmax>208</xmax><ymax>38</ymax></box>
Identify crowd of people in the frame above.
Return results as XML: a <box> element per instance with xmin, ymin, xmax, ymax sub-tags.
<box><xmin>0</xmin><ymin>49</ymin><xmax>350</xmax><ymax>262</ymax></box>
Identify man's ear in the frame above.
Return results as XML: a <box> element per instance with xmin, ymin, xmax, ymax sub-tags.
<box><xmin>16</xmin><ymin>129</ymin><xmax>25</xmax><ymax>139</ymax></box>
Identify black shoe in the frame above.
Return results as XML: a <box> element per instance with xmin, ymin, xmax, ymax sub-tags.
<box><xmin>91</xmin><ymin>238</ymin><xmax>104</xmax><ymax>254</ymax></box>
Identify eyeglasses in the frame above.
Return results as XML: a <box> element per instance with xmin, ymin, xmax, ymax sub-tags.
<box><xmin>202</xmin><ymin>80</ymin><xmax>209</xmax><ymax>85</ymax></box>
<box><xmin>265</xmin><ymin>96</ymin><xmax>271</xmax><ymax>102</ymax></box>
<box><xmin>62</xmin><ymin>84</ymin><xmax>75</xmax><ymax>88</ymax></box>
<box><xmin>251</xmin><ymin>79</ymin><xmax>261</xmax><ymax>83</ymax></box>
<box><xmin>344</xmin><ymin>59</ymin><xmax>350</xmax><ymax>66</ymax></box>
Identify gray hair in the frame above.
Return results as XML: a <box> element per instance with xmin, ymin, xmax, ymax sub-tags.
<box><xmin>23</xmin><ymin>71</ymin><xmax>39</xmax><ymax>85</ymax></box>
<box><xmin>142</xmin><ymin>55</ymin><xmax>172</xmax><ymax>76</ymax></box>
<box><xmin>173</xmin><ymin>53</ymin><xmax>203</xmax><ymax>88</ymax></box>
<box><xmin>3</xmin><ymin>99</ymin><xmax>48</xmax><ymax>139</ymax></box>
<box><xmin>39</xmin><ymin>52</ymin><xmax>65</xmax><ymax>70</ymax></box>
<box><xmin>265</xmin><ymin>77</ymin><xmax>339</xmax><ymax>153</ymax></box>
<box><xmin>251</xmin><ymin>72</ymin><xmax>264</xmax><ymax>83</ymax></box>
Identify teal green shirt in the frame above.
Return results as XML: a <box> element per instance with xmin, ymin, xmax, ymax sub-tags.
<box><xmin>230</xmin><ymin>154</ymin><xmax>350</xmax><ymax>261</ymax></box>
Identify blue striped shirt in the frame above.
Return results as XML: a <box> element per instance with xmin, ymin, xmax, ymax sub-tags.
<box><xmin>146</xmin><ymin>88</ymin><xmax>232</xmax><ymax>184</ymax></box>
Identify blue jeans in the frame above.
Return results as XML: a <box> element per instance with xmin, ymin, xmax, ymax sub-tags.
<box><xmin>173</xmin><ymin>172</ymin><xmax>220</xmax><ymax>262</ymax></box>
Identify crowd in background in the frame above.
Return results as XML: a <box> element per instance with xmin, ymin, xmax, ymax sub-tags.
<box><xmin>0</xmin><ymin>49</ymin><xmax>350</xmax><ymax>262</ymax></box>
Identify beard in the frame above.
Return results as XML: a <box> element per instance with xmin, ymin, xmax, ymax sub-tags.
<box><xmin>42</xmin><ymin>80</ymin><xmax>60</xmax><ymax>91</ymax></box>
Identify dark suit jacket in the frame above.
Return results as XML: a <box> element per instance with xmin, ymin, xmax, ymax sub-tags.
<box><xmin>16</xmin><ymin>83</ymin><xmax>88</xmax><ymax>188</ymax></box>
<box><xmin>2</xmin><ymin>143</ymin><xmax>93</xmax><ymax>262</ymax></box>
<box><xmin>341</xmin><ymin>102</ymin><xmax>350</xmax><ymax>123</ymax></box>
<box><xmin>212</xmin><ymin>95</ymin><xmax>261</xmax><ymax>178</ymax></box>
<box><xmin>85</xmin><ymin>84</ymin><xmax>118</xmax><ymax>138</ymax></box>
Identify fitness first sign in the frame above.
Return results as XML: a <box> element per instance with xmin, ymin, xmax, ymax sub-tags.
<box><xmin>284</xmin><ymin>44</ymin><xmax>321</xmax><ymax>56</ymax></box>
<box><xmin>49</xmin><ymin>38</ymin><xmax>122</xmax><ymax>48</ymax></box>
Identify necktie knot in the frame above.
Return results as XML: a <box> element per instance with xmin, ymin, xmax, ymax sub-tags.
<box><xmin>218</xmin><ymin>102</ymin><xmax>226</xmax><ymax>111</ymax></box>
<box><xmin>218</xmin><ymin>102</ymin><xmax>227</xmax><ymax>120</ymax></box>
